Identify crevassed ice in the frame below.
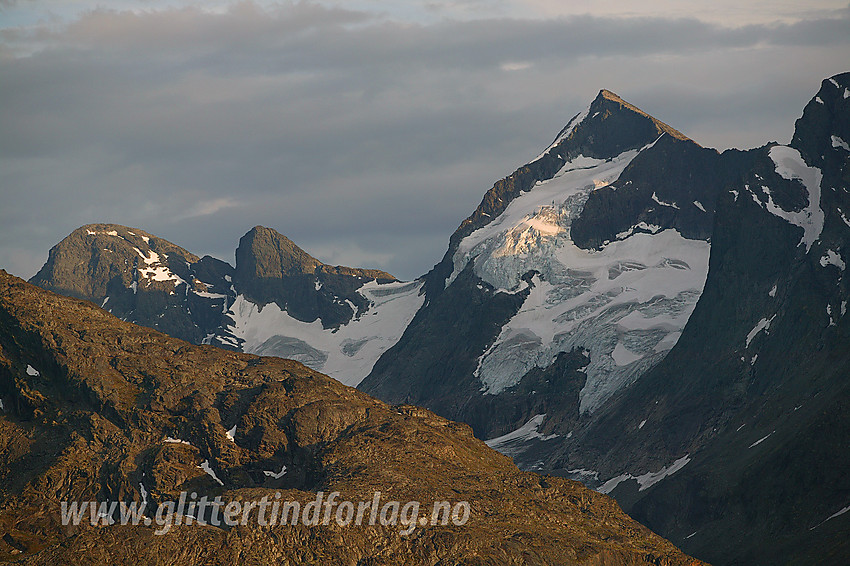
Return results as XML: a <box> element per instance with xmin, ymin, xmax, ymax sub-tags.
<box><xmin>453</xmin><ymin>143</ymin><xmax>710</xmax><ymax>413</ymax></box>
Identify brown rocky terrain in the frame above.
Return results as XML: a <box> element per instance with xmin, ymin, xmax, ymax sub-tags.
<box><xmin>0</xmin><ymin>270</ymin><xmax>703</xmax><ymax>565</ymax></box>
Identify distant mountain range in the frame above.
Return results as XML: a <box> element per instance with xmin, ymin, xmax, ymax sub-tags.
<box><xmin>31</xmin><ymin>224</ymin><xmax>420</xmax><ymax>387</ymax></box>
<box><xmin>27</xmin><ymin>71</ymin><xmax>850</xmax><ymax>565</ymax></box>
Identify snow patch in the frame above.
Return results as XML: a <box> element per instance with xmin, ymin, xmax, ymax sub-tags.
<box><xmin>764</xmin><ymin>146</ymin><xmax>824</xmax><ymax>251</ymax></box>
<box><xmin>635</xmin><ymin>455</ymin><xmax>691</xmax><ymax>491</ymax></box>
<box><xmin>225</xmin><ymin>425</ymin><xmax>237</xmax><ymax>443</ymax></box>
<box><xmin>749</xmin><ymin>432</ymin><xmax>773</xmax><ymax>449</ymax></box>
<box><xmin>832</xmin><ymin>135</ymin><xmax>850</xmax><ymax>152</ymax></box>
<box><xmin>485</xmin><ymin>414</ymin><xmax>559</xmax><ymax>458</ymax></box>
<box><xmin>769</xmin><ymin>284</ymin><xmax>777</xmax><ymax>297</ymax></box>
<box><xmin>264</xmin><ymin>465</ymin><xmax>288</xmax><ymax>479</ymax></box>
<box><xmin>597</xmin><ymin>474</ymin><xmax>631</xmax><ymax>494</ymax></box>
<box><xmin>26</xmin><ymin>365</ymin><xmax>39</xmax><ymax>376</ymax></box>
<box><xmin>597</xmin><ymin>455</ymin><xmax>690</xmax><ymax>494</ymax></box>
<box><xmin>693</xmin><ymin>200</ymin><xmax>706</xmax><ymax>212</ymax></box>
<box><xmin>812</xmin><ymin>504</ymin><xmax>850</xmax><ymax>530</ymax></box>
<box><xmin>616</xmin><ymin>222</ymin><xmax>661</xmax><ymax>240</ymax></box>
<box><xmin>819</xmin><ymin>249</ymin><xmax>845</xmax><ymax>270</ymax></box>
<box><xmin>193</xmin><ymin>290</ymin><xmax>227</xmax><ymax>299</ymax></box>
<box><xmin>198</xmin><ymin>460</ymin><xmax>224</xmax><ymax>486</ymax></box>
<box><xmin>746</xmin><ymin>315</ymin><xmax>776</xmax><ymax>348</ymax></box>
<box><xmin>652</xmin><ymin>192</ymin><xmax>679</xmax><ymax>209</ymax></box>
<box><xmin>134</xmin><ymin>248</ymin><xmax>186</xmax><ymax>287</ymax></box>
<box><xmin>164</xmin><ymin>437</ymin><xmax>192</xmax><ymax>446</ymax></box>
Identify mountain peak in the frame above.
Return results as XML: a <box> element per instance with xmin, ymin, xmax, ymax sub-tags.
<box><xmin>790</xmin><ymin>71</ymin><xmax>850</xmax><ymax>167</ymax></box>
<box><xmin>234</xmin><ymin>225</ymin><xmax>396</xmax><ymax>328</ymax></box>
<box><xmin>237</xmin><ymin>225</ymin><xmax>322</xmax><ymax>278</ymax></box>
<box><xmin>428</xmin><ymin>89</ymin><xmax>696</xmax><ymax>291</ymax></box>
<box><xmin>30</xmin><ymin>223</ymin><xmax>199</xmax><ymax>300</ymax></box>
<box><xmin>235</xmin><ymin>225</ymin><xmax>395</xmax><ymax>281</ymax></box>
<box><xmin>591</xmin><ymin>89</ymin><xmax>690</xmax><ymax>142</ymax></box>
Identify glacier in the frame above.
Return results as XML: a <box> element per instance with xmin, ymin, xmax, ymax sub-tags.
<box><xmin>450</xmin><ymin>139</ymin><xmax>711</xmax><ymax>413</ymax></box>
<box><xmin>222</xmin><ymin>279</ymin><xmax>424</xmax><ymax>387</ymax></box>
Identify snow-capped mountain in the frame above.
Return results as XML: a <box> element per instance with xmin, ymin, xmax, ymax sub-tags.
<box><xmin>360</xmin><ymin>76</ymin><xmax>850</xmax><ymax>563</ymax></box>
<box><xmin>359</xmin><ymin>89</ymin><xmax>745</xmax><ymax>438</ymax></box>
<box><xmin>31</xmin><ymin>225</ymin><xmax>423</xmax><ymax>386</ymax></box>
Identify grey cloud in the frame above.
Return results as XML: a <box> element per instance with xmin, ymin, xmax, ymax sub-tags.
<box><xmin>1</xmin><ymin>3</ymin><xmax>849</xmax><ymax>281</ymax></box>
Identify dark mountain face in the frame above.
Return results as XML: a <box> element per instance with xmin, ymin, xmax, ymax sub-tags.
<box><xmin>0</xmin><ymin>271</ymin><xmax>702</xmax><ymax>565</ymax></box>
<box><xmin>570</xmin><ymin>135</ymin><xmax>754</xmax><ymax>248</ymax></box>
<box><xmin>522</xmin><ymin>73</ymin><xmax>850</xmax><ymax>565</ymax></box>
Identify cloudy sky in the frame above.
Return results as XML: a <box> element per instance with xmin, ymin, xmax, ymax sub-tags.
<box><xmin>2</xmin><ymin>1</ymin><xmax>849</xmax><ymax>281</ymax></box>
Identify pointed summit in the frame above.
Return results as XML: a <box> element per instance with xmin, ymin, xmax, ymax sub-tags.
<box><xmin>596</xmin><ymin>89</ymin><xmax>689</xmax><ymax>141</ymax></box>
<box><xmin>542</xmin><ymin>89</ymin><xmax>691</xmax><ymax>163</ymax></box>
<box><xmin>236</xmin><ymin>225</ymin><xmax>322</xmax><ymax>279</ymax></box>
<box><xmin>234</xmin><ymin>225</ymin><xmax>396</xmax><ymax>329</ymax></box>
<box><xmin>235</xmin><ymin>225</ymin><xmax>395</xmax><ymax>281</ymax></box>
<box><xmin>425</xmin><ymin>89</ymin><xmax>698</xmax><ymax>297</ymax></box>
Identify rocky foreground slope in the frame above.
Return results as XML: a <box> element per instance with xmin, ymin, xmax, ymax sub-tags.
<box><xmin>0</xmin><ymin>271</ymin><xmax>701</xmax><ymax>565</ymax></box>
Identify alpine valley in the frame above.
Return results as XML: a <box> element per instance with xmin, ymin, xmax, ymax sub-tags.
<box><xmin>25</xmin><ymin>72</ymin><xmax>850</xmax><ymax>565</ymax></box>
